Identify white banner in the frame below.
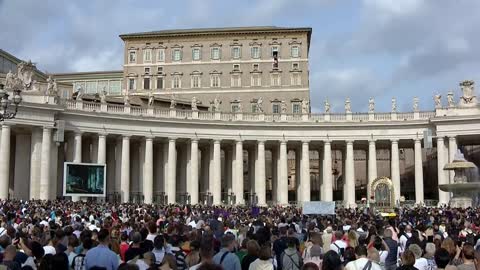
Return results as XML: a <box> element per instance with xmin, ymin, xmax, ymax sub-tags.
<box><xmin>302</xmin><ymin>201</ymin><xmax>336</xmax><ymax>215</ymax></box>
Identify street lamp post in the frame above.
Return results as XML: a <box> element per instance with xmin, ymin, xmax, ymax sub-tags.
<box><xmin>0</xmin><ymin>84</ymin><xmax>22</xmax><ymax>121</ymax></box>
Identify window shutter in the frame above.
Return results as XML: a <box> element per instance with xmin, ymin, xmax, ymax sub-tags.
<box><xmin>251</xmin><ymin>47</ymin><xmax>254</xmax><ymax>58</ymax></box>
<box><xmin>219</xmin><ymin>48</ymin><xmax>222</xmax><ymax>59</ymax></box>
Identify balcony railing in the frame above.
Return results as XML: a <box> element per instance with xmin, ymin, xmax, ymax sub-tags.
<box><xmin>62</xmin><ymin>100</ymin><xmax>437</xmax><ymax>123</ymax></box>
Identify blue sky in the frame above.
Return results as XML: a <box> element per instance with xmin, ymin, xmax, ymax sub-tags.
<box><xmin>1</xmin><ymin>0</ymin><xmax>479</xmax><ymax>113</ymax></box>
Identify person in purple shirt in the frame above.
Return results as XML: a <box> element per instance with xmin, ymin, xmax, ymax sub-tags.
<box><xmin>84</xmin><ymin>228</ymin><xmax>119</xmax><ymax>270</ymax></box>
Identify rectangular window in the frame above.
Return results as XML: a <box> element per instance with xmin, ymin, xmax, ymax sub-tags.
<box><xmin>291</xmin><ymin>46</ymin><xmax>300</xmax><ymax>58</ymax></box>
<box><xmin>271</xmin><ymin>46</ymin><xmax>279</xmax><ymax>57</ymax></box>
<box><xmin>272</xmin><ymin>104</ymin><xmax>280</xmax><ymax>114</ymax></box>
<box><xmin>144</xmin><ymin>67</ymin><xmax>150</xmax><ymax>74</ymax></box>
<box><xmin>143</xmin><ymin>77</ymin><xmax>150</xmax><ymax>90</ymax></box>
<box><xmin>172</xmin><ymin>76</ymin><xmax>181</xmax><ymax>88</ymax></box>
<box><xmin>253</xmin><ymin>63</ymin><xmax>259</xmax><ymax>70</ymax></box>
<box><xmin>192</xmin><ymin>76</ymin><xmax>201</xmax><ymax>88</ymax></box>
<box><xmin>109</xmin><ymin>81</ymin><xmax>121</xmax><ymax>94</ymax></box>
<box><xmin>157</xmin><ymin>49</ymin><xmax>165</xmax><ymax>62</ymax></box>
<box><xmin>231</xmin><ymin>104</ymin><xmax>240</xmax><ymax>113</ymax></box>
<box><xmin>211</xmin><ymin>47</ymin><xmax>220</xmax><ymax>60</ymax></box>
<box><xmin>251</xmin><ymin>103</ymin><xmax>258</xmax><ymax>113</ymax></box>
<box><xmin>251</xmin><ymin>75</ymin><xmax>261</xmax><ymax>87</ymax></box>
<box><xmin>233</xmin><ymin>64</ymin><xmax>240</xmax><ymax>71</ymax></box>
<box><xmin>271</xmin><ymin>74</ymin><xmax>281</xmax><ymax>86</ymax></box>
<box><xmin>211</xmin><ymin>75</ymin><xmax>220</xmax><ymax>87</ymax></box>
<box><xmin>232</xmin><ymin>47</ymin><xmax>241</xmax><ymax>59</ymax></box>
<box><xmin>192</xmin><ymin>48</ymin><xmax>201</xmax><ymax>61</ymax></box>
<box><xmin>293</xmin><ymin>103</ymin><xmax>301</xmax><ymax>114</ymax></box>
<box><xmin>143</xmin><ymin>49</ymin><xmax>152</xmax><ymax>62</ymax></box>
<box><xmin>172</xmin><ymin>49</ymin><xmax>182</xmax><ymax>61</ymax></box>
<box><xmin>231</xmin><ymin>75</ymin><xmax>241</xmax><ymax>87</ymax></box>
<box><xmin>157</xmin><ymin>77</ymin><xmax>164</xmax><ymax>89</ymax></box>
<box><xmin>292</xmin><ymin>63</ymin><xmax>299</xmax><ymax>70</ymax></box>
<box><xmin>157</xmin><ymin>66</ymin><xmax>163</xmax><ymax>74</ymax></box>
<box><xmin>291</xmin><ymin>73</ymin><xmax>301</xmax><ymax>86</ymax></box>
<box><xmin>129</xmin><ymin>51</ymin><xmax>136</xmax><ymax>63</ymax></box>
<box><xmin>86</xmin><ymin>81</ymin><xmax>97</xmax><ymax>93</ymax></box>
<box><xmin>251</xmin><ymin>46</ymin><xmax>260</xmax><ymax>59</ymax></box>
<box><xmin>128</xmin><ymin>78</ymin><xmax>135</xmax><ymax>90</ymax></box>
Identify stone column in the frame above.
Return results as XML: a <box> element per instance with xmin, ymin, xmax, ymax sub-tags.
<box><xmin>74</xmin><ymin>132</ymin><xmax>82</xmax><ymax>163</ymax></box>
<box><xmin>448</xmin><ymin>136</ymin><xmax>457</xmax><ymax>183</ymax></box>
<box><xmin>97</xmin><ymin>133</ymin><xmax>107</xmax><ymax>164</ymax></box>
<box><xmin>437</xmin><ymin>137</ymin><xmax>449</xmax><ymax>205</ymax></box>
<box><xmin>39</xmin><ymin>127</ymin><xmax>52</xmax><ymax>200</ymax></box>
<box><xmin>367</xmin><ymin>140</ymin><xmax>377</xmax><ymax>199</ymax></box>
<box><xmin>300</xmin><ymin>140</ymin><xmax>311</xmax><ymax>203</ymax></box>
<box><xmin>167</xmin><ymin>138</ymin><xmax>176</xmax><ymax>204</ymax></box>
<box><xmin>143</xmin><ymin>136</ymin><xmax>154</xmax><ymax>204</ymax></box>
<box><xmin>278</xmin><ymin>140</ymin><xmax>288</xmax><ymax>204</ymax></box>
<box><xmin>120</xmin><ymin>136</ymin><xmax>130</xmax><ymax>203</ymax></box>
<box><xmin>211</xmin><ymin>140</ymin><xmax>221</xmax><ymax>205</ymax></box>
<box><xmin>30</xmin><ymin>129</ymin><xmax>42</xmax><ymax>199</ymax></box>
<box><xmin>234</xmin><ymin>140</ymin><xmax>244</xmax><ymax>204</ymax></box>
<box><xmin>344</xmin><ymin>140</ymin><xmax>355</xmax><ymax>207</ymax></box>
<box><xmin>271</xmin><ymin>147</ymin><xmax>278</xmax><ymax>203</ymax></box>
<box><xmin>14</xmin><ymin>134</ymin><xmax>30</xmax><ymax>200</ymax></box>
<box><xmin>414</xmin><ymin>138</ymin><xmax>424</xmax><ymax>204</ymax></box>
<box><xmin>391</xmin><ymin>139</ymin><xmax>401</xmax><ymax>203</ymax></box>
<box><xmin>323</xmin><ymin>141</ymin><xmax>333</xmax><ymax>201</ymax></box>
<box><xmin>0</xmin><ymin>125</ymin><xmax>11</xmax><ymax>199</ymax></box>
<box><xmin>190</xmin><ymin>139</ymin><xmax>199</xmax><ymax>204</ymax></box>
<box><xmin>256</xmin><ymin>140</ymin><xmax>266</xmax><ymax>206</ymax></box>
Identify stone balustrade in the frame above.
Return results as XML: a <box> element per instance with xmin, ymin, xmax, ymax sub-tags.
<box><xmin>62</xmin><ymin>99</ymin><xmax>435</xmax><ymax>122</ymax></box>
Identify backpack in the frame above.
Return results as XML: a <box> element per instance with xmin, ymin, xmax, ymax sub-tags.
<box><xmin>333</xmin><ymin>242</ymin><xmax>345</xmax><ymax>257</ymax></box>
<box><xmin>174</xmin><ymin>249</ymin><xmax>187</xmax><ymax>270</ymax></box>
<box><xmin>281</xmin><ymin>251</ymin><xmax>302</xmax><ymax>270</ymax></box>
<box><xmin>71</xmin><ymin>254</ymin><xmax>86</xmax><ymax>270</ymax></box>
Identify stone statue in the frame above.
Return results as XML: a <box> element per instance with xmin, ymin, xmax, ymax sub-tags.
<box><xmin>124</xmin><ymin>94</ymin><xmax>130</xmax><ymax>106</ymax></box>
<box><xmin>5</xmin><ymin>70</ymin><xmax>15</xmax><ymax>89</ymax></box>
<box><xmin>447</xmin><ymin>91</ymin><xmax>454</xmax><ymax>108</ymax></box>
<box><xmin>100</xmin><ymin>90</ymin><xmax>107</xmax><ymax>104</ymax></box>
<box><xmin>301</xmin><ymin>99</ymin><xmax>310</xmax><ymax>114</ymax></box>
<box><xmin>170</xmin><ymin>96</ymin><xmax>176</xmax><ymax>109</ymax></box>
<box><xmin>212</xmin><ymin>97</ymin><xmax>221</xmax><ymax>112</ymax></box>
<box><xmin>257</xmin><ymin>97</ymin><xmax>264</xmax><ymax>113</ymax></box>
<box><xmin>391</xmin><ymin>97</ymin><xmax>397</xmax><ymax>112</ymax></box>
<box><xmin>147</xmin><ymin>92</ymin><xmax>154</xmax><ymax>107</ymax></box>
<box><xmin>459</xmin><ymin>80</ymin><xmax>477</xmax><ymax>107</ymax></box>
<box><xmin>368</xmin><ymin>97</ymin><xmax>375</xmax><ymax>113</ymax></box>
<box><xmin>281</xmin><ymin>101</ymin><xmax>287</xmax><ymax>114</ymax></box>
<box><xmin>325</xmin><ymin>99</ymin><xmax>330</xmax><ymax>113</ymax></box>
<box><xmin>434</xmin><ymin>94</ymin><xmax>442</xmax><ymax>109</ymax></box>
<box><xmin>237</xmin><ymin>102</ymin><xmax>243</xmax><ymax>113</ymax></box>
<box><xmin>345</xmin><ymin>98</ymin><xmax>351</xmax><ymax>113</ymax></box>
<box><xmin>413</xmin><ymin>96</ymin><xmax>419</xmax><ymax>112</ymax></box>
<box><xmin>191</xmin><ymin>96</ymin><xmax>198</xmax><ymax>111</ymax></box>
<box><xmin>46</xmin><ymin>75</ymin><xmax>58</xmax><ymax>96</ymax></box>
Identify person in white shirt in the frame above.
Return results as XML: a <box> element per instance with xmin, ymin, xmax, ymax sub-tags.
<box><xmin>345</xmin><ymin>246</ymin><xmax>382</xmax><ymax>270</ymax></box>
<box><xmin>330</xmin><ymin>231</ymin><xmax>347</xmax><ymax>255</ymax></box>
<box><xmin>409</xmin><ymin>244</ymin><xmax>428</xmax><ymax>270</ymax></box>
<box><xmin>399</xmin><ymin>225</ymin><xmax>412</xmax><ymax>253</ymax></box>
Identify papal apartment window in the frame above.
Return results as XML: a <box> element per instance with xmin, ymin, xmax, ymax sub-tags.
<box><xmin>233</xmin><ymin>64</ymin><xmax>240</xmax><ymax>71</ymax></box>
<box><xmin>211</xmin><ymin>47</ymin><xmax>221</xmax><ymax>60</ymax></box>
<box><xmin>191</xmin><ymin>76</ymin><xmax>201</xmax><ymax>88</ymax></box>
<box><xmin>211</xmin><ymin>75</ymin><xmax>220</xmax><ymax>88</ymax></box>
<box><xmin>232</xmin><ymin>47</ymin><xmax>241</xmax><ymax>59</ymax></box>
<box><xmin>291</xmin><ymin>73</ymin><xmax>301</xmax><ymax>86</ymax></box>
<box><xmin>172</xmin><ymin>49</ymin><xmax>182</xmax><ymax>62</ymax></box>
<box><xmin>172</xmin><ymin>76</ymin><xmax>181</xmax><ymax>89</ymax></box>
<box><xmin>271</xmin><ymin>74</ymin><xmax>281</xmax><ymax>86</ymax></box>
<box><xmin>231</xmin><ymin>75</ymin><xmax>241</xmax><ymax>87</ymax></box>
<box><xmin>292</xmin><ymin>103</ymin><xmax>301</xmax><ymax>114</ymax></box>
<box><xmin>157</xmin><ymin>66</ymin><xmax>163</xmax><ymax>74</ymax></box>
<box><xmin>231</xmin><ymin>104</ymin><xmax>240</xmax><ymax>113</ymax></box>
<box><xmin>292</xmin><ymin>63</ymin><xmax>299</xmax><ymax>70</ymax></box>
<box><xmin>144</xmin><ymin>67</ymin><xmax>150</xmax><ymax>74</ymax></box>
<box><xmin>251</xmin><ymin>46</ymin><xmax>261</xmax><ymax>59</ymax></box>
<box><xmin>157</xmin><ymin>77</ymin><xmax>164</xmax><ymax>89</ymax></box>
<box><xmin>291</xmin><ymin>46</ymin><xmax>300</xmax><ymax>58</ymax></box>
<box><xmin>271</xmin><ymin>46</ymin><xmax>279</xmax><ymax>57</ymax></box>
<box><xmin>143</xmin><ymin>77</ymin><xmax>150</xmax><ymax>90</ymax></box>
<box><xmin>128</xmin><ymin>78</ymin><xmax>135</xmax><ymax>90</ymax></box>
<box><xmin>143</xmin><ymin>49</ymin><xmax>152</xmax><ymax>63</ymax></box>
<box><xmin>272</xmin><ymin>103</ymin><xmax>280</xmax><ymax>114</ymax></box>
<box><xmin>157</xmin><ymin>49</ymin><xmax>165</xmax><ymax>62</ymax></box>
<box><xmin>192</xmin><ymin>48</ymin><xmax>201</xmax><ymax>61</ymax></box>
<box><xmin>251</xmin><ymin>74</ymin><xmax>261</xmax><ymax>87</ymax></box>
<box><xmin>129</xmin><ymin>51</ymin><xmax>136</xmax><ymax>63</ymax></box>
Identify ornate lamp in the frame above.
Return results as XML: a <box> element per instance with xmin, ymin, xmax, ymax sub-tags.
<box><xmin>0</xmin><ymin>84</ymin><xmax>22</xmax><ymax>121</ymax></box>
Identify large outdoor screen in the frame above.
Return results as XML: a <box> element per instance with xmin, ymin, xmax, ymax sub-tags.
<box><xmin>63</xmin><ymin>162</ymin><xmax>106</xmax><ymax>197</ymax></box>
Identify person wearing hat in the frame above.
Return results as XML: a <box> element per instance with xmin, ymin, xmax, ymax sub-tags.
<box><xmin>322</xmin><ymin>226</ymin><xmax>333</xmax><ymax>252</ymax></box>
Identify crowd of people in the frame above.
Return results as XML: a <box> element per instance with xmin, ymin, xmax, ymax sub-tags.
<box><xmin>0</xmin><ymin>200</ymin><xmax>478</xmax><ymax>270</ymax></box>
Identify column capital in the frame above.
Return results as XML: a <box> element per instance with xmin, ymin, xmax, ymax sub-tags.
<box><xmin>345</xmin><ymin>140</ymin><xmax>354</xmax><ymax>145</ymax></box>
<box><xmin>448</xmin><ymin>136</ymin><xmax>457</xmax><ymax>141</ymax></box>
<box><xmin>98</xmin><ymin>132</ymin><xmax>108</xmax><ymax>137</ymax></box>
<box><xmin>323</xmin><ymin>140</ymin><xmax>331</xmax><ymax>145</ymax></box>
<box><xmin>301</xmin><ymin>140</ymin><xmax>310</xmax><ymax>144</ymax></box>
<box><xmin>122</xmin><ymin>135</ymin><xmax>131</xmax><ymax>139</ymax></box>
<box><xmin>257</xmin><ymin>140</ymin><xmax>266</xmax><ymax>145</ymax></box>
<box><xmin>213</xmin><ymin>139</ymin><xmax>221</xmax><ymax>144</ymax></box>
<box><xmin>390</xmin><ymin>139</ymin><xmax>399</xmax><ymax>143</ymax></box>
<box><xmin>368</xmin><ymin>139</ymin><xmax>377</xmax><ymax>143</ymax></box>
<box><xmin>414</xmin><ymin>138</ymin><xmax>422</xmax><ymax>143</ymax></box>
<box><xmin>191</xmin><ymin>138</ymin><xmax>199</xmax><ymax>143</ymax></box>
<box><xmin>1</xmin><ymin>123</ymin><xmax>14</xmax><ymax>128</ymax></box>
<box><xmin>168</xmin><ymin>137</ymin><xmax>176</xmax><ymax>142</ymax></box>
<box><xmin>145</xmin><ymin>136</ymin><xmax>154</xmax><ymax>141</ymax></box>
<box><xmin>74</xmin><ymin>131</ymin><xmax>83</xmax><ymax>136</ymax></box>
<box><xmin>235</xmin><ymin>139</ymin><xmax>243</xmax><ymax>144</ymax></box>
<box><xmin>437</xmin><ymin>136</ymin><xmax>445</xmax><ymax>142</ymax></box>
<box><xmin>279</xmin><ymin>139</ymin><xmax>288</xmax><ymax>145</ymax></box>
